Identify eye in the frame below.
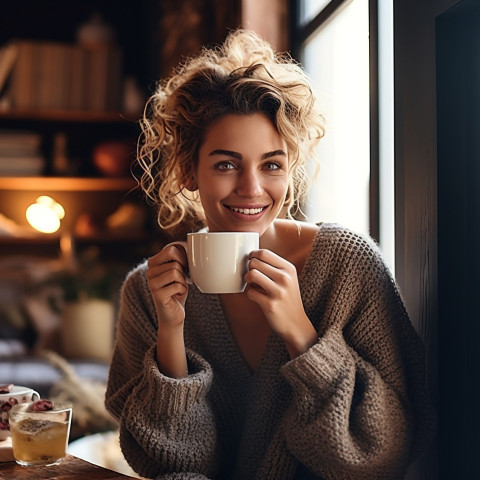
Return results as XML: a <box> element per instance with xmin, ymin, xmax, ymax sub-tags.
<box><xmin>263</xmin><ymin>161</ymin><xmax>283</xmax><ymax>172</ymax></box>
<box><xmin>214</xmin><ymin>161</ymin><xmax>236</xmax><ymax>171</ymax></box>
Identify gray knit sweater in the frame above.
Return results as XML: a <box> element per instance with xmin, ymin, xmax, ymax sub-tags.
<box><xmin>105</xmin><ymin>224</ymin><xmax>434</xmax><ymax>480</ymax></box>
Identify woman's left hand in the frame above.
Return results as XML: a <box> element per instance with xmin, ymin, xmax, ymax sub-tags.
<box><xmin>245</xmin><ymin>249</ymin><xmax>317</xmax><ymax>358</ymax></box>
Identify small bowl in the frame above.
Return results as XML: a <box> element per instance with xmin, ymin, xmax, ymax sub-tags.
<box><xmin>0</xmin><ymin>386</ymin><xmax>40</xmax><ymax>440</ymax></box>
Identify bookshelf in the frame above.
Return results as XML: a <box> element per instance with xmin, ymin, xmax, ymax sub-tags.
<box><xmin>0</xmin><ymin>2</ymin><xmax>155</xmax><ymax>260</ymax></box>
<box><xmin>0</xmin><ymin>0</ymin><xmax>242</xmax><ymax>260</ymax></box>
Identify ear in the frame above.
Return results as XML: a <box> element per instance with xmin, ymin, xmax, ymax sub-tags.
<box><xmin>183</xmin><ymin>175</ymin><xmax>198</xmax><ymax>192</ymax></box>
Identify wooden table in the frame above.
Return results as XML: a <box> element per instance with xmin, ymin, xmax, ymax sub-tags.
<box><xmin>0</xmin><ymin>454</ymin><xmax>139</xmax><ymax>479</ymax></box>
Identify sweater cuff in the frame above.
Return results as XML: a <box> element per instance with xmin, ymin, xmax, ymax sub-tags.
<box><xmin>280</xmin><ymin>329</ymin><xmax>354</xmax><ymax>398</ymax></box>
<box><xmin>139</xmin><ymin>344</ymin><xmax>214</xmax><ymax>417</ymax></box>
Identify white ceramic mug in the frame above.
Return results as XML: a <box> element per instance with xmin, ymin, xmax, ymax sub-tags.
<box><xmin>170</xmin><ymin>231</ymin><xmax>259</xmax><ymax>294</ymax></box>
<box><xmin>0</xmin><ymin>385</ymin><xmax>40</xmax><ymax>440</ymax></box>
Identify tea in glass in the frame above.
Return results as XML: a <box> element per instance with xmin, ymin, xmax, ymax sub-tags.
<box><xmin>9</xmin><ymin>400</ymin><xmax>72</xmax><ymax>466</ymax></box>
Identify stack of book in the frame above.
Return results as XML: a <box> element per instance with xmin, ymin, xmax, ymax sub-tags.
<box><xmin>0</xmin><ymin>129</ymin><xmax>45</xmax><ymax>176</ymax></box>
<box><xmin>0</xmin><ymin>39</ymin><xmax>123</xmax><ymax>112</ymax></box>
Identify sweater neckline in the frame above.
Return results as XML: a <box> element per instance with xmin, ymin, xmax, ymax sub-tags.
<box><xmin>208</xmin><ymin>294</ymin><xmax>281</xmax><ymax>377</ymax></box>
<box><xmin>204</xmin><ymin>224</ymin><xmax>325</xmax><ymax>377</ymax></box>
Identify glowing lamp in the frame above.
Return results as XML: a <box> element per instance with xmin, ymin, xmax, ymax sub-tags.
<box><xmin>26</xmin><ymin>196</ymin><xmax>65</xmax><ymax>233</ymax></box>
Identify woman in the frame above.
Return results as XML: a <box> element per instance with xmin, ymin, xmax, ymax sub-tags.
<box><xmin>105</xmin><ymin>30</ymin><xmax>434</xmax><ymax>479</ymax></box>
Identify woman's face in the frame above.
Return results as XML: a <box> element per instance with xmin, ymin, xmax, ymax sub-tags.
<box><xmin>195</xmin><ymin>113</ymin><xmax>289</xmax><ymax>236</ymax></box>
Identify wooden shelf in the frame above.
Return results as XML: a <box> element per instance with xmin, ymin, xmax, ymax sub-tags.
<box><xmin>0</xmin><ymin>232</ymin><xmax>149</xmax><ymax>244</ymax></box>
<box><xmin>0</xmin><ymin>230</ymin><xmax>163</xmax><ymax>260</ymax></box>
<box><xmin>0</xmin><ymin>176</ymin><xmax>138</xmax><ymax>191</ymax></box>
<box><xmin>0</xmin><ymin>109</ymin><xmax>141</xmax><ymax>124</ymax></box>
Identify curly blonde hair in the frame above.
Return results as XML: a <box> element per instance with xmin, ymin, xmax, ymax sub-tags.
<box><xmin>137</xmin><ymin>29</ymin><xmax>325</xmax><ymax>231</ymax></box>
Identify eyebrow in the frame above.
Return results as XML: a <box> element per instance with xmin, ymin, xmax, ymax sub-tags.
<box><xmin>208</xmin><ymin>149</ymin><xmax>287</xmax><ymax>160</ymax></box>
<box><xmin>262</xmin><ymin>149</ymin><xmax>287</xmax><ymax>160</ymax></box>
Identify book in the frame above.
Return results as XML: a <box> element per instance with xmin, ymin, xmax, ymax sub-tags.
<box><xmin>0</xmin><ymin>130</ymin><xmax>42</xmax><ymax>154</ymax></box>
<box><xmin>84</xmin><ymin>45</ymin><xmax>123</xmax><ymax>112</ymax></box>
<box><xmin>0</xmin><ymin>43</ymin><xmax>18</xmax><ymax>95</ymax></box>
<box><xmin>6</xmin><ymin>39</ymin><xmax>124</xmax><ymax>112</ymax></box>
<box><xmin>85</xmin><ymin>46</ymin><xmax>108</xmax><ymax>111</ymax></box>
<box><xmin>9</xmin><ymin>40</ymin><xmax>36</xmax><ymax>109</ymax></box>
<box><xmin>69</xmin><ymin>45</ymin><xmax>88</xmax><ymax>111</ymax></box>
<box><xmin>106</xmin><ymin>46</ymin><xmax>123</xmax><ymax>111</ymax></box>
<box><xmin>0</xmin><ymin>155</ymin><xmax>46</xmax><ymax>175</ymax></box>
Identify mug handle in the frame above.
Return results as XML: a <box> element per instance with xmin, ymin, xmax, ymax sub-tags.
<box><xmin>167</xmin><ymin>241</ymin><xmax>193</xmax><ymax>284</ymax></box>
<box><xmin>31</xmin><ymin>390</ymin><xmax>40</xmax><ymax>401</ymax></box>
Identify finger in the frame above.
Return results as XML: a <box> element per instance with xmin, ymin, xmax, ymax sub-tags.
<box><xmin>158</xmin><ymin>282</ymin><xmax>188</xmax><ymax>305</ymax></box>
<box><xmin>247</xmin><ymin>257</ymin><xmax>276</xmax><ymax>280</ymax></box>
<box><xmin>244</xmin><ymin>283</ymin><xmax>268</xmax><ymax>303</ymax></box>
<box><xmin>162</xmin><ymin>245</ymin><xmax>193</xmax><ymax>283</ymax></box>
<box><xmin>247</xmin><ymin>256</ymin><xmax>296</xmax><ymax>287</ymax></box>
<box><xmin>147</xmin><ymin>263</ymin><xmax>187</xmax><ymax>291</ymax></box>
<box><xmin>148</xmin><ymin>271</ymin><xmax>188</xmax><ymax>308</ymax></box>
<box><xmin>245</xmin><ymin>267</ymin><xmax>277</xmax><ymax>295</ymax></box>
<box><xmin>146</xmin><ymin>260</ymin><xmax>186</xmax><ymax>284</ymax></box>
<box><xmin>147</xmin><ymin>245</ymin><xmax>190</xmax><ymax>283</ymax></box>
<box><xmin>248</xmin><ymin>248</ymin><xmax>283</xmax><ymax>268</ymax></box>
<box><xmin>149</xmin><ymin>244</ymin><xmax>188</xmax><ymax>269</ymax></box>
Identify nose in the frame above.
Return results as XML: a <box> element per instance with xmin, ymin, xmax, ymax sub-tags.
<box><xmin>235</xmin><ymin>168</ymin><xmax>263</xmax><ymax>197</ymax></box>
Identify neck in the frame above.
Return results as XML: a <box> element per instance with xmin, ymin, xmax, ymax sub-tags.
<box><xmin>260</xmin><ymin>218</ymin><xmax>294</xmax><ymax>252</ymax></box>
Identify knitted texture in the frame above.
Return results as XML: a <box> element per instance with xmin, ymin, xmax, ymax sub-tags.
<box><xmin>105</xmin><ymin>224</ymin><xmax>434</xmax><ymax>480</ymax></box>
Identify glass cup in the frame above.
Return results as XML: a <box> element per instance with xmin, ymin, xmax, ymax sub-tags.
<box><xmin>9</xmin><ymin>401</ymin><xmax>72</xmax><ymax>466</ymax></box>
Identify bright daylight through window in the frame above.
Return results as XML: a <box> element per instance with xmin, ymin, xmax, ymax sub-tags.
<box><xmin>300</xmin><ymin>0</ymin><xmax>370</xmax><ymax>238</ymax></box>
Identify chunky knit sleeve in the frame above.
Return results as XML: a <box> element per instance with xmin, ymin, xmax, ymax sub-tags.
<box><xmin>280</xmin><ymin>226</ymin><xmax>434</xmax><ymax>480</ymax></box>
<box><xmin>105</xmin><ymin>263</ymin><xmax>219</xmax><ymax>480</ymax></box>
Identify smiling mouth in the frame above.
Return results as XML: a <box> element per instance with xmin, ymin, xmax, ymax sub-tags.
<box><xmin>227</xmin><ymin>206</ymin><xmax>266</xmax><ymax>215</ymax></box>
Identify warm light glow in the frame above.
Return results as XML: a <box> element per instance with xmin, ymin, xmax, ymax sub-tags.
<box><xmin>26</xmin><ymin>196</ymin><xmax>65</xmax><ymax>233</ymax></box>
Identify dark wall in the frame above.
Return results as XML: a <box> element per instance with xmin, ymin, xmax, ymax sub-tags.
<box><xmin>395</xmin><ymin>0</ymin><xmax>480</xmax><ymax>477</ymax></box>
<box><xmin>393</xmin><ymin>0</ymin><xmax>459</xmax><ymax>478</ymax></box>
<box><xmin>436</xmin><ymin>0</ymin><xmax>480</xmax><ymax>477</ymax></box>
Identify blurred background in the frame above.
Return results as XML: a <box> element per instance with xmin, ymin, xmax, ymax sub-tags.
<box><xmin>1</xmin><ymin>0</ymin><xmax>479</xmax><ymax>478</ymax></box>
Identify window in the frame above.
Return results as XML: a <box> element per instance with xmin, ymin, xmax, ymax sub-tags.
<box><xmin>299</xmin><ymin>0</ymin><xmax>333</xmax><ymax>23</ymax></box>
<box><xmin>292</xmin><ymin>0</ymin><xmax>394</xmax><ymax>271</ymax></box>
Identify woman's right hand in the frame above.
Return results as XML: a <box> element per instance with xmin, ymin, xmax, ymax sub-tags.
<box><xmin>147</xmin><ymin>244</ymin><xmax>190</xmax><ymax>378</ymax></box>
<box><xmin>146</xmin><ymin>244</ymin><xmax>190</xmax><ymax>329</ymax></box>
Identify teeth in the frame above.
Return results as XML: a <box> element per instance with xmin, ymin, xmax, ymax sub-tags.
<box><xmin>230</xmin><ymin>207</ymin><xmax>263</xmax><ymax>215</ymax></box>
